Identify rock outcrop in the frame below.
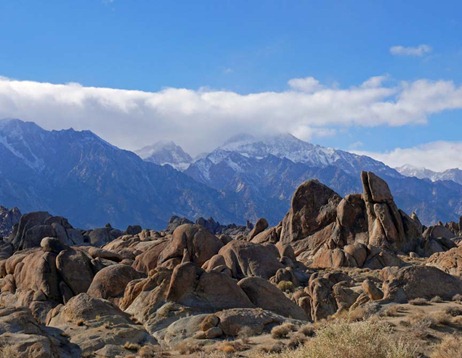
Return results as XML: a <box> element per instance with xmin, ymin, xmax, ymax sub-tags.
<box><xmin>277</xmin><ymin>172</ymin><xmax>422</xmax><ymax>269</ymax></box>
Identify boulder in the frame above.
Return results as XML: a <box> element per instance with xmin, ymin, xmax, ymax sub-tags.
<box><xmin>166</xmin><ymin>262</ymin><xmax>254</xmax><ymax>310</ymax></box>
<box><xmin>427</xmin><ymin>246</ymin><xmax>462</xmax><ymax>276</ymax></box>
<box><xmin>0</xmin><ymin>306</ymin><xmax>80</xmax><ymax>357</ymax></box>
<box><xmin>56</xmin><ymin>248</ymin><xmax>94</xmax><ymax>295</ymax></box>
<box><xmin>218</xmin><ymin>240</ymin><xmax>283</xmax><ymax>279</ymax></box>
<box><xmin>308</xmin><ymin>277</ymin><xmax>337</xmax><ymax>321</ymax></box>
<box><xmin>238</xmin><ymin>276</ymin><xmax>308</xmax><ymax>320</ymax></box>
<box><xmin>280</xmin><ymin>180</ymin><xmax>342</xmax><ymax>243</ymax></box>
<box><xmin>40</xmin><ymin>237</ymin><xmax>69</xmax><ymax>254</ymax></box>
<box><xmin>158</xmin><ymin>224</ymin><xmax>223</xmax><ymax>268</ymax></box>
<box><xmin>132</xmin><ymin>237</ymin><xmax>170</xmax><ymax>273</ymax></box>
<box><xmin>10</xmin><ymin>212</ymin><xmax>83</xmax><ymax>251</ymax></box>
<box><xmin>383</xmin><ymin>266</ymin><xmax>462</xmax><ymax>302</ymax></box>
<box><xmin>47</xmin><ymin>293</ymin><xmax>156</xmax><ymax>355</ymax></box>
<box><xmin>248</xmin><ymin>218</ymin><xmax>269</xmax><ymax>240</ymax></box>
<box><xmin>14</xmin><ymin>249</ymin><xmax>61</xmax><ymax>302</ymax></box>
<box><xmin>361</xmin><ymin>172</ymin><xmax>410</xmax><ymax>251</ymax></box>
<box><xmin>361</xmin><ymin>279</ymin><xmax>383</xmax><ymax>300</ymax></box>
<box><xmin>87</xmin><ymin>264</ymin><xmax>145</xmax><ymax>302</ymax></box>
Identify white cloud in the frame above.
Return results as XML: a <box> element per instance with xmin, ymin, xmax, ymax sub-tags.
<box><xmin>390</xmin><ymin>44</ymin><xmax>432</xmax><ymax>57</ymax></box>
<box><xmin>288</xmin><ymin>77</ymin><xmax>323</xmax><ymax>93</ymax></box>
<box><xmin>0</xmin><ymin>76</ymin><xmax>462</xmax><ymax>155</ymax></box>
<box><xmin>354</xmin><ymin>141</ymin><xmax>462</xmax><ymax>172</ymax></box>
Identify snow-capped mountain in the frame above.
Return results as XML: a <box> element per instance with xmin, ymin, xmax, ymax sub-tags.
<box><xmin>397</xmin><ymin>164</ymin><xmax>462</xmax><ymax>186</ymax></box>
<box><xmin>0</xmin><ymin>119</ymin><xmax>239</xmax><ymax>228</ymax></box>
<box><xmin>184</xmin><ymin>133</ymin><xmax>462</xmax><ymax>224</ymax></box>
<box><xmin>206</xmin><ymin>133</ymin><xmax>398</xmax><ymax>177</ymax></box>
<box><xmin>136</xmin><ymin>141</ymin><xmax>193</xmax><ymax>171</ymax></box>
<box><xmin>2</xmin><ymin>119</ymin><xmax>462</xmax><ymax>227</ymax></box>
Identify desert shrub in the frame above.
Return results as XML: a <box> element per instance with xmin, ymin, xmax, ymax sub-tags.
<box><xmin>409</xmin><ymin>298</ymin><xmax>429</xmax><ymax>306</ymax></box>
<box><xmin>277</xmin><ymin>280</ymin><xmax>295</xmax><ymax>293</ymax></box>
<box><xmin>381</xmin><ymin>304</ymin><xmax>403</xmax><ymax>317</ymax></box>
<box><xmin>430</xmin><ymin>296</ymin><xmax>444</xmax><ymax>303</ymax></box>
<box><xmin>238</xmin><ymin>325</ymin><xmax>257</xmax><ymax>344</ymax></box>
<box><xmin>287</xmin><ymin>333</ymin><xmax>307</xmax><ymax>350</ymax></box>
<box><xmin>253</xmin><ymin>320</ymin><xmax>417</xmax><ymax>358</ymax></box>
<box><xmin>430</xmin><ymin>334</ymin><xmax>462</xmax><ymax>358</ymax></box>
<box><xmin>298</xmin><ymin>323</ymin><xmax>315</xmax><ymax>337</ymax></box>
<box><xmin>123</xmin><ymin>342</ymin><xmax>140</xmax><ymax>352</ymax></box>
<box><xmin>445</xmin><ymin>306</ymin><xmax>462</xmax><ymax>317</ymax></box>
<box><xmin>451</xmin><ymin>294</ymin><xmax>462</xmax><ymax>302</ymax></box>
<box><xmin>137</xmin><ymin>345</ymin><xmax>162</xmax><ymax>358</ymax></box>
<box><xmin>271</xmin><ymin>322</ymin><xmax>296</xmax><ymax>339</ymax></box>
<box><xmin>216</xmin><ymin>341</ymin><xmax>249</xmax><ymax>354</ymax></box>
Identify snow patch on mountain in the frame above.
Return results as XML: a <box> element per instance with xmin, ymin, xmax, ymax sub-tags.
<box><xmin>136</xmin><ymin>140</ymin><xmax>193</xmax><ymax>170</ymax></box>
<box><xmin>397</xmin><ymin>164</ymin><xmax>462</xmax><ymax>185</ymax></box>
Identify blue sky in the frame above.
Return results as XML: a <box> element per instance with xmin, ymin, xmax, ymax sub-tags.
<box><xmin>1</xmin><ymin>0</ymin><xmax>462</xmax><ymax>170</ymax></box>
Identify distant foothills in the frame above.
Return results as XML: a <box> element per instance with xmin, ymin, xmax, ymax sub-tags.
<box><xmin>0</xmin><ymin>118</ymin><xmax>461</xmax><ymax>229</ymax></box>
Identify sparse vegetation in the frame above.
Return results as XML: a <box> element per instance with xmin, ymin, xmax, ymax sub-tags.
<box><xmin>175</xmin><ymin>339</ymin><xmax>203</xmax><ymax>355</ymax></box>
<box><xmin>0</xmin><ymin>346</ymin><xmax>20</xmax><ymax>358</ymax></box>
<box><xmin>409</xmin><ymin>297</ymin><xmax>430</xmax><ymax>306</ymax></box>
<box><xmin>123</xmin><ymin>342</ymin><xmax>141</xmax><ymax>352</ymax></box>
<box><xmin>430</xmin><ymin>334</ymin><xmax>462</xmax><ymax>358</ymax></box>
<box><xmin>431</xmin><ymin>296</ymin><xmax>444</xmax><ymax>303</ymax></box>
<box><xmin>254</xmin><ymin>320</ymin><xmax>417</xmax><ymax>358</ymax></box>
<box><xmin>271</xmin><ymin>322</ymin><xmax>296</xmax><ymax>339</ymax></box>
<box><xmin>277</xmin><ymin>280</ymin><xmax>295</xmax><ymax>293</ymax></box>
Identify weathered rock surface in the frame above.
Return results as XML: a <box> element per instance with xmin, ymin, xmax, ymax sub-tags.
<box><xmin>166</xmin><ymin>262</ymin><xmax>254</xmax><ymax>310</ymax></box>
<box><xmin>427</xmin><ymin>246</ymin><xmax>462</xmax><ymax>276</ymax></box>
<box><xmin>8</xmin><ymin>212</ymin><xmax>84</xmax><ymax>251</ymax></box>
<box><xmin>0</xmin><ymin>306</ymin><xmax>80</xmax><ymax>357</ymax></box>
<box><xmin>218</xmin><ymin>240</ymin><xmax>283</xmax><ymax>279</ymax></box>
<box><xmin>280</xmin><ymin>179</ymin><xmax>342</xmax><ymax>244</ymax></box>
<box><xmin>277</xmin><ymin>172</ymin><xmax>422</xmax><ymax>269</ymax></box>
<box><xmin>238</xmin><ymin>276</ymin><xmax>308</xmax><ymax>320</ymax></box>
<box><xmin>383</xmin><ymin>266</ymin><xmax>462</xmax><ymax>302</ymax></box>
<box><xmin>87</xmin><ymin>264</ymin><xmax>145</xmax><ymax>302</ymax></box>
<box><xmin>47</xmin><ymin>293</ymin><xmax>156</xmax><ymax>355</ymax></box>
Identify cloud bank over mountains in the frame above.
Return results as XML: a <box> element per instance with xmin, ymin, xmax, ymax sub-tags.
<box><xmin>355</xmin><ymin>141</ymin><xmax>462</xmax><ymax>172</ymax></box>
<box><xmin>0</xmin><ymin>75</ymin><xmax>462</xmax><ymax>169</ymax></box>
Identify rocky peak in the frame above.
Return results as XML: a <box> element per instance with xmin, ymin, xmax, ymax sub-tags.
<box><xmin>136</xmin><ymin>140</ymin><xmax>193</xmax><ymax>170</ymax></box>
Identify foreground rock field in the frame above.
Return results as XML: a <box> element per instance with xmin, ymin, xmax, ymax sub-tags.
<box><xmin>1</xmin><ymin>171</ymin><xmax>462</xmax><ymax>357</ymax></box>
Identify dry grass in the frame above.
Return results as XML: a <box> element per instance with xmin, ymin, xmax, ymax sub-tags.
<box><xmin>0</xmin><ymin>346</ymin><xmax>20</xmax><ymax>358</ymax></box>
<box><xmin>252</xmin><ymin>320</ymin><xmax>417</xmax><ymax>358</ymax></box>
<box><xmin>381</xmin><ymin>304</ymin><xmax>405</xmax><ymax>317</ymax></box>
<box><xmin>430</xmin><ymin>334</ymin><xmax>462</xmax><ymax>358</ymax></box>
<box><xmin>451</xmin><ymin>294</ymin><xmax>462</xmax><ymax>302</ymax></box>
<box><xmin>271</xmin><ymin>322</ymin><xmax>296</xmax><ymax>339</ymax></box>
<box><xmin>137</xmin><ymin>345</ymin><xmax>165</xmax><ymax>358</ymax></box>
<box><xmin>175</xmin><ymin>339</ymin><xmax>203</xmax><ymax>355</ymax></box>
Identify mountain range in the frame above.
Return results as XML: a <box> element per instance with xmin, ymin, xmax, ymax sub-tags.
<box><xmin>1</xmin><ymin>118</ymin><xmax>462</xmax><ymax>229</ymax></box>
<box><xmin>397</xmin><ymin>165</ymin><xmax>462</xmax><ymax>185</ymax></box>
